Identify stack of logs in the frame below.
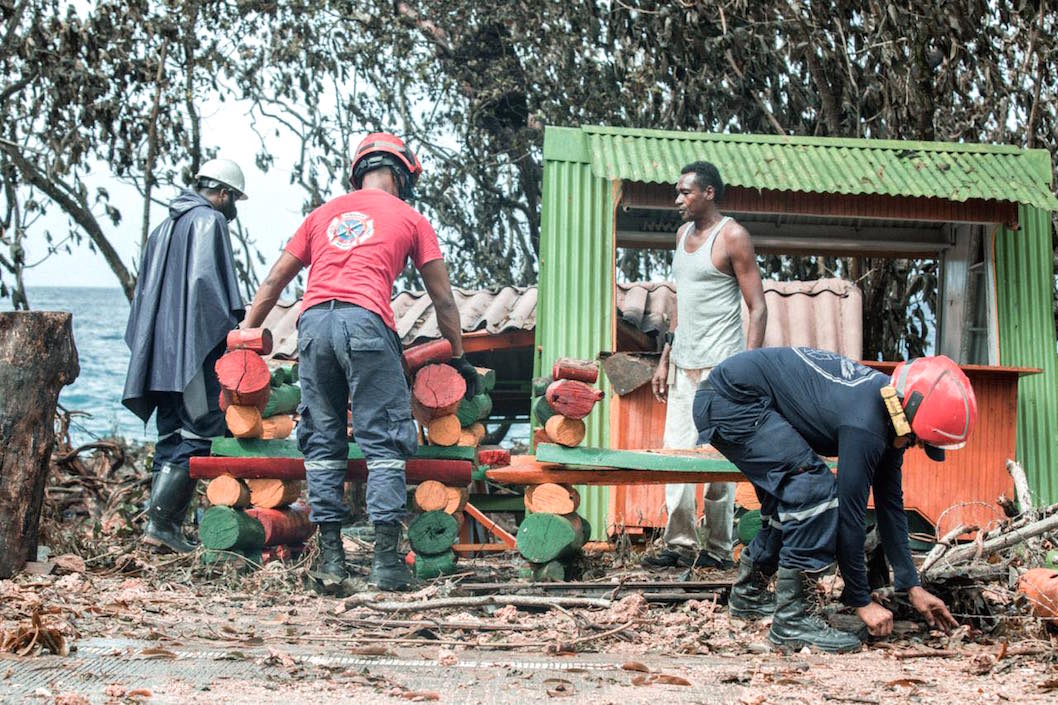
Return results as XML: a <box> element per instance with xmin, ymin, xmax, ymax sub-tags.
<box><xmin>515</xmin><ymin>482</ymin><xmax>589</xmax><ymax>581</ymax></box>
<box><xmin>200</xmin><ymin>475</ymin><xmax>315</xmax><ymax>566</ymax></box>
<box><xmin>407</xmin><ymin>479</ymin><xmax>469</xmax><ymax>578</ymax></box>
<box><xmin>216</xmin><ymin>329</ymin><xmax>300</xmax><ymax>440</ymax></box>
<box><xmin>531</xmin><ymin>358</ymin><xmax>604</xmax><ymax>447</ymax></box>
<box><xmin>406</xmin><ymin>339</ymin><xmax>494</xmax><ymax>448</ymax></box>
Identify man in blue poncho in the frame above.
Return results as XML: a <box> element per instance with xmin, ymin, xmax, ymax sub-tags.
<box><xmin>122</xmin><ymin>159</ymin><xmax>247</xmax><ymax>553</ymax></box>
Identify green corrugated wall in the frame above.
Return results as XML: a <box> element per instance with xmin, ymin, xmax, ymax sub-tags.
<box><xmin>995</xmin><ymin>205</ymin><xmax>1058</xmax><ymax>504</ymax></box>
<box><xmin>537</xmin><ymin>128</ymin><xmax>615</xmax><ymax>539</ymax></box>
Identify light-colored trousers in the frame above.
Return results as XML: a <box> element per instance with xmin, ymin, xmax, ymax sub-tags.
<box><xmin>662</xmin><ymin>365</ymin><xmax>735</xmax><ymax>559</ymax></box>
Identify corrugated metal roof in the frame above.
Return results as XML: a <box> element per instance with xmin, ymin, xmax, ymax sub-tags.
<box><xmin>571</xmin><ymin>125</ymin><xmax>1058</xmax><ymax>210</ymax></box>
<box><xmin>615</xmin><ymin>278</ymin><xmax>863</xmax><ymax>358</ymax></box>
<box><xmin>252</xmin><ymin>286</ymin><xmax>537</xmax><ymax>359</ymax></box>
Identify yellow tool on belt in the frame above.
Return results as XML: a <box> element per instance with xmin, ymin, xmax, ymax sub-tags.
<box><xmin>880</xmin><ymin>385</ymin><xmax>912</xmax><ymax>437</ymax></box>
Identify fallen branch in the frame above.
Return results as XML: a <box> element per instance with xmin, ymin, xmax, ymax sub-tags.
<box><xmin>922</xmin><ymin>512</ymin><xmax>1058</xmax><ymax>579</ymax></box>
<box><xmin>919</xmin><ymin>523</ymin><xmax>976</xmax><ymax>575</ymax></box>
<box><xmin>1006</xmin><ymin>459</ymin><xmax>1035</xmax><ymax>517</ymax></box>
<box><xmin>344</xmin><ymin>594</ymin><xmax>613</xmax><ymax>612</ymax></box>
<box><xmin>892</xmin><ymin>644</ymin><xmax>1050</xmax><ymax>660</ymax></box>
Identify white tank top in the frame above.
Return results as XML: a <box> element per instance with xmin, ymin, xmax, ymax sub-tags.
<box><xmin>669</xmin><ymin>216</ymin><xmax>746</xmax><ymax>369</ymax></box>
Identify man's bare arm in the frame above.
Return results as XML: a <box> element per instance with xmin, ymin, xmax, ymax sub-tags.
<box><xmin>726</xmin><ymin>224</ymin><xmax>767</xmax><ymax>349</ymax></box>
<box><xmin>419</xmin><ymin>259</ymin><xmax>464</xmax><ymax>357</ymax></box>
<box><xmin>243</xmin><ymin>252</ymin><xmax>304</xmax><ymax>329</ymax></box>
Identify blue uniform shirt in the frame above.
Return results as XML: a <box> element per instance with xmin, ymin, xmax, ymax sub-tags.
<box><xmin>709</xmin><ymin>347</ymin><xmax>920</xmax><ymax>607</ymax></box>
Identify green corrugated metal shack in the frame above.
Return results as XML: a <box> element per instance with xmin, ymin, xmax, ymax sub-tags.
<box><xmin>537</xmin><ymin>125</ymin><xmax>1058</xmax><ymax>540</ymax></box>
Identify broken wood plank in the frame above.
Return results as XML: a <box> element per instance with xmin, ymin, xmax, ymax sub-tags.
<box><xmin>464</xmin><ymin>503</ymin><xmax>518</xmax><ymax>548</ymax></box>
<box><xmin>344</xmin><ymin>594</ymin><xmax>613</xmax><ymax>611</ymax></box>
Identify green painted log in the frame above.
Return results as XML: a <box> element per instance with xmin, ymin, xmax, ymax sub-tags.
<box><xmin>522</xmin><ymin>560</ymin><xmax>566</xmax><ymax>582</ymax></box>
<box><xmin>290</xmin><ymin>364</ymin><xmax>299</xmax><ymax>383</ymax></box>
<box><xmin>457</xmin><ymin>392</ymin><xmax>493</xmax><ymax>426</ymax></box>
<box><xmin>262</xmin><ymin>383</ymin><xmax>301</xmax><ymax>418</ymax></box>
<box><xmin>413</xmin><ymin>550</ymin><xmax>457</xmax><ymax>579</ymax></box>
<box><xmin>209</xmin><ymin>438</ymin><xmax>476</xmax><ymax>462</ymax></box>
<box><xmin>532</xmin><ymin>375</ymin><xmax>554</xmax><ymax>397</ymax></box>
<box><xmin>515</xmin><ymin>512</ymin><xmax>586</xmax><ymax>564</ymax></box>
<box><xmin>270</xmin><ymin>366</ymin><xmax>292</xmax><ymax>387</ymax></box>
<box><xmin>475</xmin><ymin>367</ymin><xmax>496</xmax><ymax>393</ymax></box>
<box><xmin>407</xmin><ymin>510</ymin><xmax>459</xmax><ymax>556</ymax></box>
<box><xmin>532</xmin><ymin>395</ymin><xmax>555</xmax><ymax>426</ymax></box>
<box><xmin>737</xmin><ymin>510</ymin><xmax>762</xmax><ymax>546</ymax></box>
<box><xmin>201</xmin><ymin>548</ymin><xmax>263</xmax><ymax>568</ymax></box>
<box><xmin>199</xmin><ymin>506</ymin><xmax>266</xmax><ymax>551</ymax></box>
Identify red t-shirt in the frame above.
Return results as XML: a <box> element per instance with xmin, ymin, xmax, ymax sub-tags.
<box><xmin>285</xmin><ymin>189</ymin><xmax>443</xmax><ymax>330</ymax></box>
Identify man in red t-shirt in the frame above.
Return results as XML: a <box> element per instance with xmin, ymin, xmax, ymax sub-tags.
<box><xmin>244</xmin><ymin>133</ymin><xmax>477</xmax><ymax>593</ymax></box>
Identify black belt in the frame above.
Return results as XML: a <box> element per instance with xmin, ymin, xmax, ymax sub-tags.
<box><xmin>306</xmin><ymin>299</ymin><xmax>360</xmax><ymax>312</ymax></box>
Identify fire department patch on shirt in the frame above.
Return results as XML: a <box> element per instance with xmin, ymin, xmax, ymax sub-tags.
<box><xmin>326</xmin><ymin>211</ymin><xmax>374</xmax><ymax>250</ymax></box>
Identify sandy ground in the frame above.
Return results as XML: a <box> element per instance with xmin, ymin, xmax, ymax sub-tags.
<box><xmin>3</xmin><ymin>547</ymin><xmax>1056</xmax><ymax>705</ymax></box>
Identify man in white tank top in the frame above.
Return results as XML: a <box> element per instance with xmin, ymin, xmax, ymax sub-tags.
<box><xmin>642</xmin><ymin>161</ymin><xmax>767</xmax><ymax>572</ymax></box>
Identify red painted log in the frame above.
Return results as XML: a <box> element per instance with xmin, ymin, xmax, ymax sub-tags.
<box><xmin>551</xmin><ymin>357</ymin><xmax>599</xmax><ymax>384</ymax></box>
<box><xmin>545</xmin><ymin>379</ymin><xmax>604</xmax><ymax>419</ymax></box>
<box><xmin>404</xmin><ymin>339</ymin><xmax>453</xmax><ymax>373</ymax></box>
<box><xmin>246</xmin><ymin>501</ymin><xmax>316</xmax><ymax>546</ymax></box>
<box><xmin>190</xmin><ymin>456</ymin><xmax>474</xmax><ymax>484</ymax></box>
<box><xmin>477</xmin><ymin>446</ymin><xmax>511</xmax><ymax>467</ymax></box>
<box><xmin>412</xmin><ymin>363</ymin><xmax>466</xmax><ymax>420</ymax></box>
<box><xmin>215</xmin><ymin>350</ymin><xmax>271</xmax><ymax>408</ymax></box>
<box><xmin>226</xmin><ymin>328</ymin><xmax>274</xmax><ymax>355</ymax></box>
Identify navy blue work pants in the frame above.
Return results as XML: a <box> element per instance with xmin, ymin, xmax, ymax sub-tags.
<box><xmin>153</xmin><ymin>342</ymin><xmax>226</xmax><ymax>471</ymax></box>
<box><xmin>296</xmin><ymin>302</ymin><xmax>417</xmax><ymax>525</ymax></box>
<box><xmin>693</xmin><ymin>386</ymin><xmax>838</xmax><ymax>573</ymax></box>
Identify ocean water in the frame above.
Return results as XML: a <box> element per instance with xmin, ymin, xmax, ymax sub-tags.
<box><xmin>3</xmin><ymin>287</ymin><xmax>152</xmax><ymax>444</ymax></box>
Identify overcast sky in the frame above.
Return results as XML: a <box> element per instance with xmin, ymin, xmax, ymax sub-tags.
<box><xmin>20</xmin><ymin>99</ymin><xmax>361</xmax><ymax>290</ymax></box>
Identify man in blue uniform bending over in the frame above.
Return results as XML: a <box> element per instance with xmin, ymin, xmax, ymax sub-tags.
<box><xmin>693</xmin><ymin>347</ymin><xmax>974</xmax><ymax>652</ymax></box>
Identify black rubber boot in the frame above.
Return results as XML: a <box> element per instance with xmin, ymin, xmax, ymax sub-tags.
<box><xmin>769</xmin><ymin>567</ymin><xmax>862</xmax><ymax>653</ymax></box>
<box><xmin>728</xmin><ymin>558</ymin><xmax>776</xmax><ymax>619</ymax></box>
<box><xmin>369</xmin><ymin>522</ymin><xmax>418</xmax><ymax>592</ymax></box>
<box><xmin>142</xmin><ymin>463</ymin><xmax>198</xmax><ymax>554</ymax></box>
<box><xmin>307</xmin><ymin>522</ymin><xmax>359</xmax><ymax>595</ymax></box>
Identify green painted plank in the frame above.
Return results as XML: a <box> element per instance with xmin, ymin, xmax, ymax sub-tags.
<box><xmin>209</xmin><ymin>438</ymin><xmax>476</xmax><ymax>461</ymax></box>
<box><xmin>535</xmin><ymin>443</ymin><xmax>739</xmax><ymax>473</ymax></box>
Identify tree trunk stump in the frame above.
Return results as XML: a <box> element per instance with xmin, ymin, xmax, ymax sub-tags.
<box><xmin>0</xmin><ymin>312</ymin><xmax>79</xmax><ymax>578</ymax></box>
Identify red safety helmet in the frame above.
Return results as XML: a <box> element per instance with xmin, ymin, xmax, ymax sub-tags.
<box><xmin>891</xmin><ymin>355</ymin><xmax>977</xmax><ymax>461</ymax></box>
<box><xmin>350</xmin><ymin>132</ymin><xmax>422</xmax><ymax>200</ymax></box>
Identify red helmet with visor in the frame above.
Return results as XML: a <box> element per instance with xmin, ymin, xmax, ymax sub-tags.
<box><xmin>890</xmin><ymin>355</ymin><xmax>977</xmax><ymax>461</ymax></box>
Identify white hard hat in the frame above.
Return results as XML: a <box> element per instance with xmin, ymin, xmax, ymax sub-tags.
<box><xmin>195</xmin><ymin>158</ymin><xmax>248</xmax><ymax>200</ymax></box>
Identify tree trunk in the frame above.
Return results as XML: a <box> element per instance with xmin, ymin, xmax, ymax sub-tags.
<box><xmin>0</xmin><ymin>312</ymin><xmax>79</xmax><ymax>578</ymax></box>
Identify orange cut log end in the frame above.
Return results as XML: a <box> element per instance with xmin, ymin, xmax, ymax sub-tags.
<box><xmin>225</xmin><ymin>405</ymin><xmax>263</xmax><ymax>439</ymax></box>
<box><xmin>261</xmin><ymin>415</ymin><xmax>294</xmax><ymax>440</ymax></box>
<box><xmin>544</xmin><ymin>415</ymin><xmax>586</xmax><ymax>447</ymax></box>
<box><xmin>426</xmin><ymin>414</ymin><xmax>462</xmax><ymax>446</ymax></box>
<box><xmin>414</xmin><ymin>480</ymin><xmax>450</xmax><ymax>512</ymax></box>
<box><xmin>246</xmin><ymin>478</ymin><xmax>301</xmax><ymax>509</ymax></box>
<box><xmin>206</xmin><ymin>475</ymin><xmax>251</xmax><ymax>508</ymax></box>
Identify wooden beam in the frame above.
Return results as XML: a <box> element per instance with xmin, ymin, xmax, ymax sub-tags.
<box><xmin>535</xmin><ymin>443</ymin><xmax>740</xmax><ymax>473</ymax></box>
<box><xmin>621</xmin><ymin>182</ymin><xmax>1019</xmax><ymax>226</ymax></box>
<box><xmin>484</xmin><ymin>461</ymin><xmax>743</xmax><ymax>486</ymax></box>
<box><xmin>210</xmin><ymin>437</ymin><xmax>477</xmax><ymax>462</ymax></box>
<box><xmin>189</xmin><ymin>456</ymin><xmax>473</xmax><ymax>484</ymax></box>
<box><xmin>464</xmin><ymin>503</ymin><xmax>518</xmax><ymax>548</ymax></box>
<box><xmin>461</xmin><ymin>329</ymin><xmax>535</xmax><ymax>354</ymax></box>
